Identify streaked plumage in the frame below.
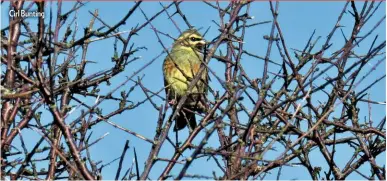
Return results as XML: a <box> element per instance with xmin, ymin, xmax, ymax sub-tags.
<box><xmin>163</xmin><ymin>29</ymin><xmax>208</xmax><ymax>131</ymax></box>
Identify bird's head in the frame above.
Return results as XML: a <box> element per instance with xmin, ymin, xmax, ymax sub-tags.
<box><xmin>173</xmin><ymin>29</ymin><xmax>206</xmax><ymax>51</ymax></box>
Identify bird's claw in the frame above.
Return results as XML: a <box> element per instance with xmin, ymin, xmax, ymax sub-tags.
<box><xmin>169</xmin><ymin>99</ymin><xmax>177</xmax><ymax>105</ymax></box>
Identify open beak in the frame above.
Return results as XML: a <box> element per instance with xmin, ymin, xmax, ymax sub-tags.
<box><xmin>196</xmin><ymin>40</ymin><xmax>206</xmax><ymax>50</ymax></box>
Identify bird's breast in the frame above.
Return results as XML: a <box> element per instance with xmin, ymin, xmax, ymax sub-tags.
<box><xmin>163</xmin><ymin>50</ymin><xmax>206</xmax><ymax>97</ymax></box>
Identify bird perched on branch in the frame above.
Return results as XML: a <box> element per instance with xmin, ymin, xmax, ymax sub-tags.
<box><xmin>163</xmin><ymin>28</ymin><xmax>208</xmax><ymax>131</ymax></box>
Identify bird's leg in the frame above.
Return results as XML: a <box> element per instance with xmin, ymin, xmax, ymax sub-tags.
<box><xmin>168</xmin><ymin>99</ymin><xmax>177</xmax><ymax>105</ymax></box>
<box><xmin>168</xmin><ymin>92</ymin><xmax>178</xmax><ymax>105</ymax></box>
<box><xmin>190</xmin><ymin>93</ymin><xmax>207</xmax><ymax>112</ymax></box>
<box><xmin>200</xmin><ymin>93</ymin><xmax>209</xmax><ymax>111</ymax></box>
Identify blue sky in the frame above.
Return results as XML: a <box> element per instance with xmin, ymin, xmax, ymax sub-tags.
<box><xmin>1</xmin><ymin>1</ymin><xmax>386</xmax><ymax>180</ymax></box>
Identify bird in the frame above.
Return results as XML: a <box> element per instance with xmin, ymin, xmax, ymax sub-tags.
<box><xmin>163</xmin><ymin>28</ymin><xmax>208</xmax><ymax>131</ymax></box>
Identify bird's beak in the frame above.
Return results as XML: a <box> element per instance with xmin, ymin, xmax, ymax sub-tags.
<box><xmin>199</xmin><ymin>40</ymin><xmax>206</xmax><ymax>45</ymax></box>
<box><xmin>196</xmin><ymin>40</ymin><xmax>206</xmax><ymax>50</ymax></box>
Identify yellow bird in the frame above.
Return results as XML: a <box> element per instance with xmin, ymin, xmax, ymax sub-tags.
<box><xmin>163</xmin><ymin>29</ymin><xmax>208</xmax><ymax>131</ymax></box>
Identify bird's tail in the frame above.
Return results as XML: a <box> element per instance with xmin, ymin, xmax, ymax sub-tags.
<box><xmin>174</xmin><ymin>109</ymin><xmax>197</xmax><ymax>131</ymax></box>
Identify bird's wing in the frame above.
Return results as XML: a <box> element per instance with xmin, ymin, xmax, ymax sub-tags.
<box><xmin>163</xmin><ymin>56</ymin><xmax>173</xmax><ymax>100</ymax></box>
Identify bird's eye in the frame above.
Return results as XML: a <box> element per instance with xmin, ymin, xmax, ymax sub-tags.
<box><xmin>190</xmin><ymin>37</ymin><xmax>202</xmax><ymax>42</ymax></box>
